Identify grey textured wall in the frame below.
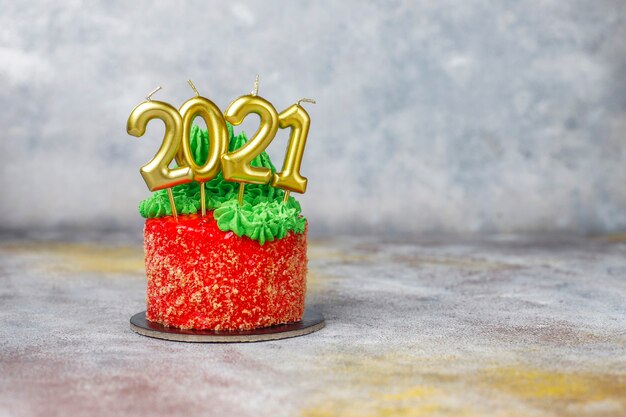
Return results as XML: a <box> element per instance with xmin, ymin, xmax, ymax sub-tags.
<box><xmin>1</xmin><ymin>1</ymin><xmax>625</xmax><ymax>236</ymax></box>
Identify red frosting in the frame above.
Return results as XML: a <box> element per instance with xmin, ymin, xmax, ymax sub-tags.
<box><xmin>144</xmin><ymin>212</ymin><xmax>307</xmax><ymax>331</ymax></box>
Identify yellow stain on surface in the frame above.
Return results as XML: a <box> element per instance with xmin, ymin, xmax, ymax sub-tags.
<box><xmin>307</xmin><ymin>241</ymin><xmax>363</xmax><ymax>293</ymax></box>
<box><xmin>299</xmin><ymin>353</ymin><xmax>471</xmax><ymax>417</ymax></box>
<box><xmin>596</xmin><ymin>232</ymin><xmax>626</xmax><ymax>243</ymax></box>
<box><xmin>308</xmin><ymin>240</ymin><xmax>371</xmax><ymax>264</ymax></box>
<box><xmin>0</xmin><ymin>242</ymin><xmax>145</xmax><ymax>275</ymax></box>
<box><xmin>306</xmin><ymin>269</ymin><xmax>335</xmax><ymax>293</ymax></box>
<box><xmin>1</xmin><ymin>241</ymin><xmax>350</xmax><ymax>281</ymax></box>
<box><xmin>299</xmin><ymin>352</ymin><xmax>626</xmax><ymax>417</ymax></box>
<box><xmin>59</xmin><ymin>244</ymin><xmax>145</xmax><ymax>274</ymax></box>
<box><xmin>380</xmin><ymin>386</ymin><xmax>436</xmax><ymax>401</ymax></box>
<box><xmin>484</xmin><ymin>367</ymin><xmax>626</xmax><ymax>404</ymax></box>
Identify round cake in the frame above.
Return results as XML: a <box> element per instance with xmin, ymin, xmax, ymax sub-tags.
<box><xmin>136</xmin><ymin>123</ymin><xmax>309</xmax><ymax>331</ymax></box>
<box><xmin>144</xmin><ymin>212</ymin><xmax>307</xmax><ymax>330</ymax></box>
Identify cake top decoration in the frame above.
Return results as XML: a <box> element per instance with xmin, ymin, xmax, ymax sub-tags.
<box><xmin>127</xmin><ymin>77</ymin><xmax>314</xmax><ymax>245</ymax></box>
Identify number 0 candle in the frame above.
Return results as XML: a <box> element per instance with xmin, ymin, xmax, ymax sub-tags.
<box><xmin>176</xmin><ymin>80</ymin><xmax>229</xmax><ymax>216</ymax></box>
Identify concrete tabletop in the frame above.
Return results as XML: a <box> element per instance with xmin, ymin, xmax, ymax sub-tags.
<box><xmin>0</xmin><ymin>234</ymin><xmax>625</xmax><ymax>417</ymax></box>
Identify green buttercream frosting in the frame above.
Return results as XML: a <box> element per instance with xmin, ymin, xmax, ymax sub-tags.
<box><xmin>138</xmin><ymin>122</ymin><xmax>306</xmax><ymax>244</ymax></box>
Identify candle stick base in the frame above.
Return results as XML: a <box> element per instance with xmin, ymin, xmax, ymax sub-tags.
<box><xmin>237</xmin><ymin>183</ymin><xmax>245</xmax><ymax>205</ymax></box>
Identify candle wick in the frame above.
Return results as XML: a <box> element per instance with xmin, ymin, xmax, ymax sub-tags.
<box><xmin>187</xmin><ymin>79</ymin><xmax>200</xmax><ymax>97</ymax></box>
<box><xmin>146</xmin><ymin>86</ymin><xmax>162</xmax><ymax>101</ymax></box>
<box><xmin>297</xmin><ymin>98</ymin><xmax>316</xmax><ymax>106</ymax></box>
<box><xmin>251</xmin><ymin>74</ymin><xmax>259</xmax><ymax>96</ymax></box>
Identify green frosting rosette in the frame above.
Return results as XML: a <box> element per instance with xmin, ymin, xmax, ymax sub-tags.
<box><xmin>139</xmin><ymin>123</ymin><xmax>306</xmax><ymax>244</ymax></box>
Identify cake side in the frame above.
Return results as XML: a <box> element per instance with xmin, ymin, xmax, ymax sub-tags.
<box><xmin>144</xmin><ymin>213</ymin><xmax>307</xmax><ymax>331</ymax></box>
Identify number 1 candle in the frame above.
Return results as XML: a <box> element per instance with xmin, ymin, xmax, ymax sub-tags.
<box><xmin>272</xmin><ymin>98</ymin><xmax>315</xmax><ymax>202</ymax></box>
<box><xmin>177</xmin><ymin>80</ymin><xmax>229</xmax><ymax>216</ymax></box>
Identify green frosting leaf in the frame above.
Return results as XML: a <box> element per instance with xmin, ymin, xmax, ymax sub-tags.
<box><xmin>138</xmin><ymin>122</ymin><xmax>306</xmax><ymax>244</ymax></box>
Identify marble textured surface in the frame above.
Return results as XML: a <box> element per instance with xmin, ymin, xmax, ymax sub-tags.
<box><xmin>0</xmin><ymin>234</ymin><xmax>625</xmax><ymax>417</ymax></box>
<box><xmin>1</xmin><ymin>1</ymin><xmax>626</xmax><ymax>235</ymax></box>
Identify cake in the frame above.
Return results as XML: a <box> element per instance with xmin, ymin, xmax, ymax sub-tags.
<box><xmin>139</xmin><ymin>124</ymin><xmax>308</xmax><ymax>331</ymax></box>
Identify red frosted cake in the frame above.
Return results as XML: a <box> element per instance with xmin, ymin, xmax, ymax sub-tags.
<box><xmin>135</xmin><ymin>121</ymin><xmax>309</xmax><ymax>331</ymax></box>
<box><xmin>144</xmin><ymin>212</ymin><xmax>307</xmax><ymax>330</ymax></box>
<box><xmin>128</xmin><ymin>84</ymin><xmax>314</xmax><ymax>334</ymax></box>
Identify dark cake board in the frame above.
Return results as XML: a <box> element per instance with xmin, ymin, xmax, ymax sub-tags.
<box><xmin>130</xmin><ymin>309</ymin><xmax>325</xmax><ymax>343</ymax></box>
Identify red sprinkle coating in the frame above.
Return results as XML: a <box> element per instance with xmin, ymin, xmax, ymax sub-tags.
<box><xmin>144</xmin><ymin>212</ymin><xmax>307</xmax><ymax>331</ymax></box>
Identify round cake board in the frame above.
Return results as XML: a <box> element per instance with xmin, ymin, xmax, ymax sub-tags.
<box><xmin>130</xmin><ymin>308</ymin><xmax>325</xmax><ymax>343</ymax></box>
